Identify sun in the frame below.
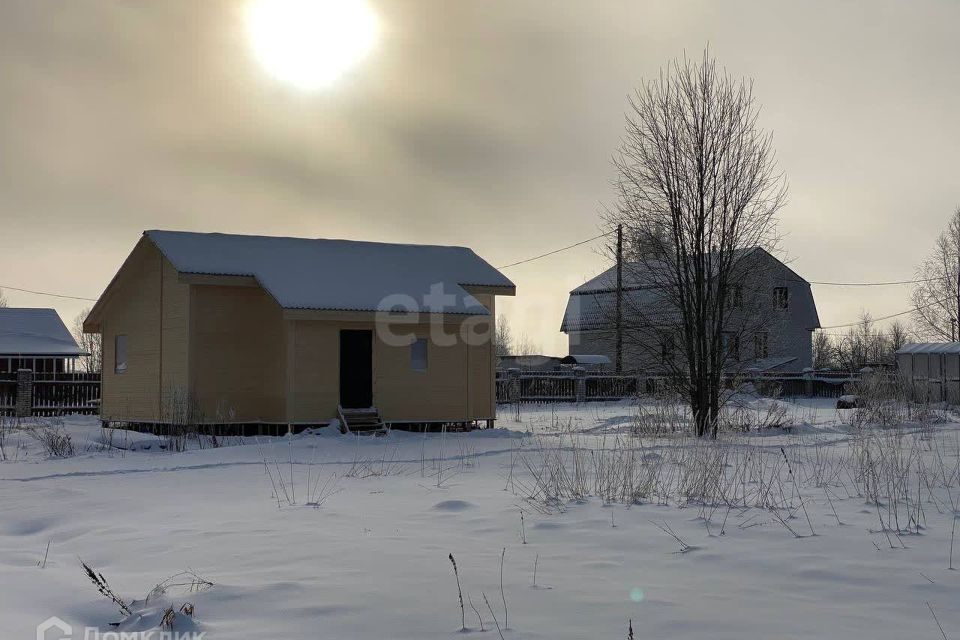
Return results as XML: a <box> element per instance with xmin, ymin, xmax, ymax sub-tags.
<box><xmin>244</xmin><ymin>0</ymin><xmax>380</xmax><ymax>90</ymax></box>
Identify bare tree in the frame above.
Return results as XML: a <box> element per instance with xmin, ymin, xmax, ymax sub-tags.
<box><xmin>72</xmin><ymin>308</ymin><xmax>102</xmax><ymax>373</ymax></box>
<box><xmin>886</xmin><ymin>320</ymin><xmax>913</xmax><ymax>355</ymax></box>
<box><xmin>912</xmin><ymin>206</ymin><xmax>960</xmax><ymax>340</ymax></box>
<box><xmin>494</xmin><ymin>313</ymin><xmax>513</xmax><ymax>358</ymax></box>
<box><xmin>493</xmin><ymin>313</ymin><xmax>541</xmax><ymax>357</ymax></box>
<box><xmin>812</xmin><ymin>330</ymin><xmax>836</xmax><ymax>370</ymax></box>
<box><xmin>604</xmin><ymin>50</ymin><xmax>786</xmax><ymax>438</ymax></box>
<box><xmin>828</xmin><ymin>315</ymin><xmax>912</xmax><ymax>371</ymax></box>
<box><xmin>834</xmin><ymin>313</ymin><xmax>883</xmax><ymax>371</ymax></box>
<box><xmin>513</xmin><ymin>333</ymin><xmax>542</xmax><ymax>356</ymax></box>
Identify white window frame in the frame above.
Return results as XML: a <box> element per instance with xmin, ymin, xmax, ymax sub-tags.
<box><xmin>722</xmin><ymin>332</ymin><xmax>740</xmax><ymax>360</ymax></box>
<box><xmin>115</xmin><ymin>334</ymin><xmax>128</xmax><ymax>374</ymax></box>
<box><xmin>754</xmin><ymin>332</ymin><xmax>769</xmax><ymax>359</ymax></box>
<box><xmin>773</xmin><ymin>287</ymin><xmax>789</xmax><ymax>310</ymax></box>
<box><xmin>411</xmin><ymin>338</ymin><xmax>428</xmax><ymax>372</ymax></box>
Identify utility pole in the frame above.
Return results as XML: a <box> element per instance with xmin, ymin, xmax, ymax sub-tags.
<box><xmin>615</xmin><ymin>224</ymin><xmax>623</xmax><ymax>374</ymax></box>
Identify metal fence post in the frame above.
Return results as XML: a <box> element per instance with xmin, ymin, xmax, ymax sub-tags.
<box><xmin>802</xmin><ymin>367</ymin><xmax>814</xmax><ymax>398</ymax></box>
<box><xmin>507</xmin><ymin>368</ymin><xmax>521</xmax><ymax>420</ymax></box>
<box><xmin>507</xmin><ymin>368</ymin><xmax>520</xmax><ymax>400</ymax></box>
<box><xmin>16</xmin><ymin>369</ymin><xmax>33</xmax><ymax>418</ymax></box>
<box><xmin>574</xmin><ymin>366</ymin><xmax>586</xmax><ymax>403</ymax></box>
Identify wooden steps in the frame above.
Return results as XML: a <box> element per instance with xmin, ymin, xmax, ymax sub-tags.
<box><xmin>337</xmin><ymin>406</ymin><xmax>388</xmax><ymax>435</ymax></box>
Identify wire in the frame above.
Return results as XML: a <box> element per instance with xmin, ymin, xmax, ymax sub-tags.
<box><xmin>818</xmin><ymin>297</ymin><xmax>950</xmax><ymax>330</ymax></box>
<box><xmin>807</xmin><ymin>277</ymin><xmax>938</xmax><ymax>287</ymax></box>
<box><xmin>498</xmin><ymin>231</ymin><xmax>615</xmax><ymax>269</ymax></box>
<box><xmin>0</xmin><ymin>233</ymin><xmax>943</xmax><ymax>315</ymax></box>
<box><xmin>0</xmin><ymin>284</ymin><xmax>98</xmax><ymax>302</ymax></box>
<box><xmin>497</xmin><ymin>230</ymin><xmax>934</xmax><ymax>286</ymax></box>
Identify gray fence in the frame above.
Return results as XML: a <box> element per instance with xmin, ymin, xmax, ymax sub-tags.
<box><xmin>495</xmin><ymin>370</ymin><xmax>860</xmax><ymax>404</ymax></box>
<box><xmin>0</xmin><ymin>370</ymin><xmax>101</xmax><ymax>417</ymax></box>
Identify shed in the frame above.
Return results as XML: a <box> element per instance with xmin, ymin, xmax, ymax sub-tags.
<box><xmin>895</xmin><ymin>343</ymin><xmax>960</xmax><ymax>404</ymax></box>
<box><xmin>0</xmin><ymin>308</ymin><xmax>86</xmax><ymax>374</ymax></box>
<box><xmin>83</xmin><ymin>230</ymin><xmax>516</xmax><ymax>431</ymax></box>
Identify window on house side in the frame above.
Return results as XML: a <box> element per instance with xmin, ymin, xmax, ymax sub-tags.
<box><xmin>732</xmin><ymin>285</ymin><xmax>744</xmax><ymax>308</ymax></box>
<box><xmin>411</xmin><ymin>338</ymin><xmax>428</xmax><ymax>372</ymax></box>
<box><xmin>773</xmin><ymin>287</ymin><xmax>789</xmax><ymax>310</ymax></box>
<box><xmin>722</xmin><ymin>332</ymin><xmax>740</xmax><ymax>361</ymax></box>
<box><xmin>661</xmin><ymin>336</ymin><xmax>674</xmax><ymax>361</ymax></box>
<box><xmin>754</xmin><ymin>332</ymin><xmax>769</xmax><ymax>359</ymax></box>
<box><xmin>115</xmin><ymin>334</ymin><xmax>128</xmax><ymax>374</ymax></box>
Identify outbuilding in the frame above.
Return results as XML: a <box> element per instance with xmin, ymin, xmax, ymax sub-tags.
<box><xmin>83</xmin><ymin>230</ymin><xmax>515</xmax><ymax>432</ymax></box>
<box><xmin>895</xmin><ymin>343</ymin><xmax>960</xmax><ymax>404</ymax></box>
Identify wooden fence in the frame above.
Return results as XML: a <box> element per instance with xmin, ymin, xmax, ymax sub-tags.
<box><xmin>0</xmin><ymin>371</ymin><xmax>101</xmax><ymax>417</ymax></box>
<box><xmin>495</xmin><ymin>370</ymin><xmax>860</xmax><ymax>404</ymax></box>
<box><xmin>0</xmin><ymin>376</ymin><xmax>15</xmax><ymax>413</ymax></box>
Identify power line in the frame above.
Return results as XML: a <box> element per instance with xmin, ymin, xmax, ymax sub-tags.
<box><xmin>807</xmin><ymin>277</ymin><xmax>937</xmax><ymax>287</ymax></box>
<box><xmin>0</xmin><ymin>284</ymin><xmax>98</xmax><ymax>302</ymax></box>
<box><xmin>818</xmin><ymin>299</ymin><xmax>946</xmax><ymax>330</ymax></box>
<box><xmin>497</xmin><ymin>230</ymin><xmax>934</xmax><ymax>287</ymax></box>
<box><xmin>0</xmin><ymin>236</ymin><xmax>942</xmax><ymax>311</ymax></box>
<box><xmin>498</xmin><ymin>231</ymin><xmax>614</xmax><ymax>269</ymax></box>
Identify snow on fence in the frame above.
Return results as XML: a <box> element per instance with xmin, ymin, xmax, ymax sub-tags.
<box><xmin>0</xmin><ymin>371</ymin><xmax>101</xmax><ymax>417</ymax></box>
<box><xmin>495</xmin><ymin>370</ymin><xmax>860</xmax><ymax>404</ymax></box>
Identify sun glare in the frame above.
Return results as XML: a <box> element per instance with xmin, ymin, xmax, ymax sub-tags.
<box><xmin>244</xmin><ymin>0</ymin><xmax>379</xmax><ymax>90</ymax></box>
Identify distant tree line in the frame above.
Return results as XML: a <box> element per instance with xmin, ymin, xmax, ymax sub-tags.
<box><xmin>494</xmin><ymin>313</ymin><xmax>541</xmax><ymax>358</ymax></box>
<box><xmin>812</xmin><ymin>315</ymin><xmax>912</xmax><ymax>372</ymax></box>
<box><xmin>72</xmin><ymin>308</ymin><xmax>102</xmax><ymax>374</ymax></box>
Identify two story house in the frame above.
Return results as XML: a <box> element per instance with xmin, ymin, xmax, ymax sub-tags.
<box><xmin>561</xmin><ymin>248</ymin><xmax>820</xmax><ymax>374</ymax></box>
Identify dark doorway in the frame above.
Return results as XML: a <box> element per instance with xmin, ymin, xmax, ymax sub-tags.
<box><xmin>339</xmin><ymin>329</ymin><xmax>373</xmax><ymax>408</ymax></box>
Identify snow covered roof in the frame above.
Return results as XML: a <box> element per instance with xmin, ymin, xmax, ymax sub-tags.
<box><xmin>896</xmin><ymin>343</ymin><xmax>960</xmax><ymax>355</ymax></box>
<box><xmin>0</xmin><ymin>308</ymin><xmax>84</xmax><ymax>356</ymax></box>
<box><xmin>146</xmin><ymin>230</ymin><xmax>515</xmax><ymax>315</ymax></box>
<box><xmin>562</xmin><ymin>248</ymin><xmax>819</xmax><ymax>332</ymax></box>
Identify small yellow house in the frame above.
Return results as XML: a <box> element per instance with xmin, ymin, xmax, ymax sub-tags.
<box><xmin>84</xmin><ymin>230</ymin><xmax>515</xmax><ymax>432</ymax></box>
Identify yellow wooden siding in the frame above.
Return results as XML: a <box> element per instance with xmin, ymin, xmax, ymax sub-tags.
<box><xmin>160</xmin><ymin>255</ymin><xmax>190</xmax><ymax>413</ymax></box>
<box><xmin>467</xmin><ymin>293</ymin><xmax>495</xmax><ymax>419</ymax></box>
<box><xmin>374</xmin><ymin>324</ymin><xmax>470</xmax><ymax>423</ymax></box>
<box><xmin>286</xmin><ymin>313</ymin><xmax>496</xmax><ymax>424</ymax></box>
<box><xmin>286</xmin><ymin>320</ymin><xmax>340</xmax><ymax>423</ymax></box>
<box><xmin>95</xmin><ymin>243</ymin><xmax>505</xmax><ymax>425</ymax></box>
<box><xmin>188</xmin><ymin>284</ymin><xmax>287</xmax><ymax>422</ymax></box>
<box><xmin>99</xmin><ymin>240</ymin><xmax>163</xmax><ymax>422</ymax></box>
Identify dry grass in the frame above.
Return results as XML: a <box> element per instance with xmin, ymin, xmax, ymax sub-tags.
<box><xmin>27</xmin><ymin>422</ymin><xmax>75</xmax><ymax>458</ymax></box>
<box><xmin>511</xmin><ymin>400</ymin><xmax>960</xmax><ymax>554</ymax></box>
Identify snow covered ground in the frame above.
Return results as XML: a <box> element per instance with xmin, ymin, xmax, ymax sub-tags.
<box><xmin>3</xmin><ymin>399</ymin><xmax>960</xmax><ymax>639</ymax></box>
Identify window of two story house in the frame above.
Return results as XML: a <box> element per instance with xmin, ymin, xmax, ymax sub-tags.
<box><xmin>754</xmin><ymin>332</ymin><xmax>769</xmax><ymax>359</ymax></box>
<box><xmin>732</xmin><ymin>284</ymin><xmax>744</xmax><ymax>308</ymax></box>
<box><xmin>773</xmin><ymin>287</ymin><xmax>789</xmax><ymax>310</ymax></box>
<box><xmin>721</xmin><ymin>332</ymin><xmax>740</xmax><ymax>360</ymax></box>
<box><xmin>660</xmin><ymin>335</ymin><xmax>675</xmax><ymax>362</ymax></box>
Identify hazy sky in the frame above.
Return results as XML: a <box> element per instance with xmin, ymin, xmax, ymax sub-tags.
<box><xmin>1</xmin><ymin>1</ymin><xmax>958</xmax><ymax>354</ymax></box>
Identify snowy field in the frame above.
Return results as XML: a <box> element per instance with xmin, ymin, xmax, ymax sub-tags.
<box><xmin>3</xmin><ymin>398</ymin><xmax>960</xmax><ymax>639</ymax></box>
